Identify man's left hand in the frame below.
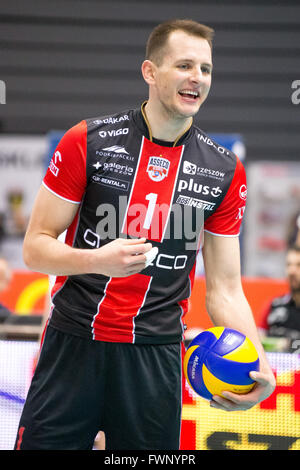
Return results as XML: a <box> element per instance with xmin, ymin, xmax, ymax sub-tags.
<box><xmin>209</xmin><ymin>370</ymin><xmax>276</xmax><ymax>411</ymax></box>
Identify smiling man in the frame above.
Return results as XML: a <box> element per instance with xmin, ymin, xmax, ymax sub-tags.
<box><xmin>143</xmin><ymin>28</ymin><xmax>212</xmax><ymax>132</ymax></box>
<box><xmin>15</xmin><ymin>19</ymin><xmax>275</xmax><ymax>451</ymax></box>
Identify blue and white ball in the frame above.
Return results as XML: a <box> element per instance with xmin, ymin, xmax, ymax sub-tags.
<box><xmin>184</xmin><ymin>327</ymin><xmax>260</xmax><ymax>399</ymax></box>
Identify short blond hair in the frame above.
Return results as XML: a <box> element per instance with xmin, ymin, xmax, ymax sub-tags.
<box><xmin>146</xmin><ymin>19</ymin><xmax>214</xmax><ymax>65</ymax></box>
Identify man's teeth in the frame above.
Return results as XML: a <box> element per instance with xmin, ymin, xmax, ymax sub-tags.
<box><xmin>179</xmin><ymin>90</ymin><xmax>199</xmax><ymax>97</ymax></box>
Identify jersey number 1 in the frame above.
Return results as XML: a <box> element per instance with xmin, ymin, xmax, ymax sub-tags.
<box><xmin>143</xmin><ymin>193</ymin><xmax>158</xmax><ymax>230</ymax></box>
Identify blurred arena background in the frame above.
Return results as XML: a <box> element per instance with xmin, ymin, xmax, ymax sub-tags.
<box><xmin>0</xmin><ymin>0</ymin><xmax>299</xmax><ymax>450</ymax></box>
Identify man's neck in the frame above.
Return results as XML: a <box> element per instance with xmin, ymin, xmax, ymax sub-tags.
<box><xmin>144</xmin><ymin>101</ymin><xmax>192</xmax><ymax>143</ymax></box>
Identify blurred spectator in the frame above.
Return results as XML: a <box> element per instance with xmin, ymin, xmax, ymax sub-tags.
<box><xmin>286</xmin><ymin>210</ymin><xmax>300</xmax><ymax>246</ymax></box>
<box><xmin>6</xmin><ymin>189</ymin><xmax>28</xmax><ymax>237</ymax></box>
<box><xmin>0</xmin><ymin>258</ymin><xmax>12</xmax><ymax>323</ymax></box>
<box><xmin>259</xmin><ymin>244</ymin><xmax>300</xmax><ymax>353</ymax></box>
<box><xmin>0</xmin><ymin>191</ymin><xmax>28</xmax><ymax>263</ymax></box>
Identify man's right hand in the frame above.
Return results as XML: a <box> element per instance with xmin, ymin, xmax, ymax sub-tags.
<box><xmin>23</xmin><ymin>186</ymin><xmax>154</xmax><ymax>278</ymax></box>
<box><xmin>91</xmin><ymin>237</ymin><xmax>153</xmax><ymax>277</ymax></box>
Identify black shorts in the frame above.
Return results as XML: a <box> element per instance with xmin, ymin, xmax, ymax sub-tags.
<box><xmin>14</xmin><ymin>326</ymin><xmax>183</xmax><ymax>450</ymax></box>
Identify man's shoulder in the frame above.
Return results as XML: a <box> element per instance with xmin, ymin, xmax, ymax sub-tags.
<box><xmin>191</xmin><ymin>124</ymin><xmax>238</xmax><ymax>167</ymax></box>
<box><xmin>85</xmin><ymin>108</ymin><xmax>134</xmax><ymax>129</ymax></box>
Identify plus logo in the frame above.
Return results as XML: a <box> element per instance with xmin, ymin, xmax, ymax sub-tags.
<box><xmin>93</xmin><ymin>162</ymin><xmax>102</xmax><ymax>170</ymax></box>
<box><xmin>210</xmin><ymin>187</ymin><xmax>222</xmax><ymax>198</ymax></box>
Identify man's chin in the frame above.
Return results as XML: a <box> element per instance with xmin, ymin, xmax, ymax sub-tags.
<box><xmin>177</xmin><ymin>99</ymin><xmax>207</xmax><ymax>118</ymax></box>
<box><xmin>176</xmin><ymin>104</ymin><xmax>201</xmax><ymax>119</ymax></box>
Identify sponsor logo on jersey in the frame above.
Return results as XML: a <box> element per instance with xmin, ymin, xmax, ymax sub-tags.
<box><xmin>183</xmin><ymin>161</ymin><xmax>197</xmax><ymax>175</ymax></box>
<box><xmin>149</xmin><ymin>253</ymin><xmax>188</xmax><ymax>270</ymax></box>
<box><xmin>183</xmin><ymin>160</ymin><xmax>225</xmax><ymax>181</ymax></box>
<box><xmin>93</xmin><ymin>162</ymin><xmax>102</xmax><ymax>170</ymax></box>
<box><xmin>239</xmin><ymin>184</ymin><xmax>247</xmax><ymax>200</ymax></box>
<box><xmin>95</xmin><ymin>147</ymin><xmax>134</xmax><ymax>161</ymax></box>
<box><xmin>92</xmin><ymin>175</ymin><xmax>129</xmax><ymax>191</ymax></box>
<box><xmin>92</xmin><ymin>161</ymin><xmax>134</xmax><ymax>176</ymax></box>
<box><xmin>83</xmin><ymin>228</ymin><xmax>101</xmax><ymax>248</ymax></box>
<box><xmin>210</xmin><ymin>186</ymin><xmax>222</xmax><ymax>197</ymax></box>
<box><xmin>93</xmin><ymin>115</ymin><xmax>129</xmax><ymax>125</ymax></box>
<box><xmin>197</xmin><ymin>133</ymin><xmax>231</xmax><ymax>156</ymax></box>
<box><xmin>236</xmin><ymin>205</ymin><xmax>246</xmax><ymax>220</ymax></box>
<box><xmin>146</xmin><ymin>156</ymin><xmax>170</xmax><ymax>182</ymax></box>
<box><xmin>176</xmin><ymin>195</ymin><xmax>216</xmax><ymax>211</ymax></box>
<box><xmin>49</xmin><ymin>150</ymin><xmax>62</xmax><ymax>177</ymax></box>
<box><xmin>177</xmin><ymin>178</ymin><xmax>222</xmax><ymax>198</ymax></box>
<box><xmin>98</xmin><ymin>128</ymin><xmax>129</xmax><ymax>138</ymax></box>
<box><xmin>102</xmin><ymin>145</ymin><xmax>129</xmax><ymax>154</ymax></box>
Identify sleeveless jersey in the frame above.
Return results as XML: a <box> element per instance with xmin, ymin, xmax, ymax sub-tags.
<box><xmin>43</xmin><ymin>103</ymin><xmax>247</xmax><ymax>344</ymax></box>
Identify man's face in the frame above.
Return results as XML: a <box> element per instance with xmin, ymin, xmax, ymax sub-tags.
<box><xmin>286</xmin><ymin>250</ymin><xmax>300</xmax><ymax>294</ymax></box>
<box><xmin>150</xmin><ymin>30</ymin><xmax>213</xmax><ymax>119</ymax></box>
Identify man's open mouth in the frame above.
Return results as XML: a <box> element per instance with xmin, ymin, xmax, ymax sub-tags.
<box><xmin>178</xmin><ymin>90</ymin><xmax>200</xmax><ymax>100</ymax></box>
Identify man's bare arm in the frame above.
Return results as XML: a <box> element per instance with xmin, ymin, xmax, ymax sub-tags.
<box><xmin>23</xmin><ymin>185</ymin><xmax>152</xmax><ymax>277</ymax></box>
<box><xmin>202</xmin><ymin>232</ymin><xmax>276</xmax><ymax>410</ymax></box>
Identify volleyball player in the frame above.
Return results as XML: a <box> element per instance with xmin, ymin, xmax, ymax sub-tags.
<box><xmin>14</xmin><ymin>19</ymin><xmax>275</xmax><ymax>450</ymax></box>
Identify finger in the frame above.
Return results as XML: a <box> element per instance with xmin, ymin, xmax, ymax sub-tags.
<box><xmin>145</xmin><ymin>246</ymin><xmax>159</xmax><ymax>266</ymax></box>
<box><xmin>249</xmin><ymin>371</ymin><xmax>268</xmax><ymax>385</ymax></box>
<box><xmin>211</xmin><ymin>395</ymin><xmax>236</xmax><ymax>411</ymax></box>
<box><xmin>127</xmin><ymin>242</ymin><xmax>153</xmax><ymax>255</ymax></box>
<box><xmin>220</xmin><ymin>391</ymin><xmax>256</xmax><ymax>409</ymax></box>
<box><xmin>212</xmin><ymin>394</ymin><xmax>253</xmax><ymax>411</ymax></box>
<box><xmin>220</xmin><ymin>391</ymin><xmax>244</xmax><ymax>403</ymax></box>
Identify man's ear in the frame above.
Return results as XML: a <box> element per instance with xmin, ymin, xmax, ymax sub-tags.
<box><xmin>141</xmin><ymin>60</ymin><xmax>157</xmax><ymax>86</ymax></box>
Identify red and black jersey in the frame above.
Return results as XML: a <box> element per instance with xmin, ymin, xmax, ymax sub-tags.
<box><xmin>43</xmin><ymin>102</ymin><xmax>247</xmax><ymax>344</ymax></box>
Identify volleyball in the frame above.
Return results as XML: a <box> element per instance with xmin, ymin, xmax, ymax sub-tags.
<box><xmin>184</xmin><ymin>327</ymin><xmax>260</xmax><ymax>400</ymax></box>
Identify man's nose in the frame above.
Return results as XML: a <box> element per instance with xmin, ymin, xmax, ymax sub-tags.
<box><xmin>190</xmin><ymin>67</ymin><xmax>203</xmax><ymax>84</ymax></box>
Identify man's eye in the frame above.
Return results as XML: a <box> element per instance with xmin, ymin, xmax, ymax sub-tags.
<box><xmin>178</xmin><ymin>64</ymin><xmax>189</xmax><ymax>69</ymax></box>
<box><xmin>201</xmin><ymin>66</ymin><xmax>211</xmax><ymax>74</ymax></box>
